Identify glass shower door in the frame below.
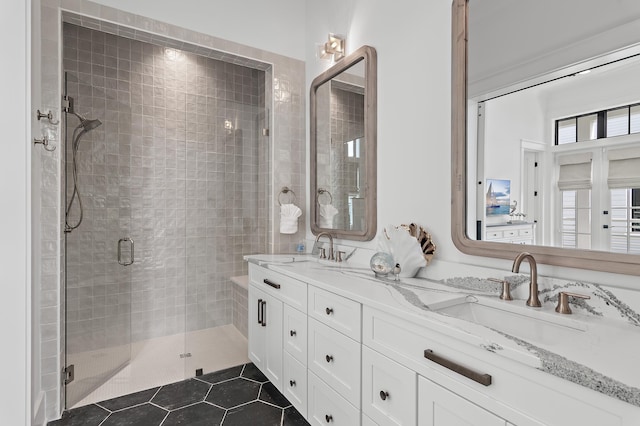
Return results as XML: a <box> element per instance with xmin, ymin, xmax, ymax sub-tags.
<box><xmin>64</xmin><ymin>72</ymin><xmax>133</xmax><ymax>408</ymax></box>
<box><xmin>183</xmin><ymin>98</ymin><xmax>268</xmax><ymax>378</ymax></box>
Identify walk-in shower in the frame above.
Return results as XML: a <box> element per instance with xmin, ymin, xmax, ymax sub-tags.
<box><xmin>62</xmin><ymin>22</ymin><xmax>269</xmax><ymax>408</ymax></box>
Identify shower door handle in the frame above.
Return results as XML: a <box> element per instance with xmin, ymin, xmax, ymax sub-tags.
<box><xmin>117</xmin><ymin>237</ymin><xmax>135</xmax><ymax>266</ymax></box>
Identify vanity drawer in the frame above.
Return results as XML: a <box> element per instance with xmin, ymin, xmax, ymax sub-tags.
<box><xmin>308</xmin><ymin>285</ymin><xmax>361</xmax><ymax>341</ymax></box>
<box><xmin>284</xmin><ymin>304</ymin><xmax>307</xmax><ymax>365</ymax></box>
<box><xmin>503</xmin><ymin>229</ymin><xmax>518</xmax><ymax>238</ymax></box>
<box><xmin>485</xmin><ymin>230</ymin><xmax>503</xmax><ymax>240</ymax></box>
<box><xmin>249</xmin><ymin>264</ymin><xmax>307</xmax><ymax>311</ymax></box>
<box><xmin>363</xmin><ymin>306</ymin><xmax>624</xmax><ymax>426</ymax></box>
<box><xmin>519</xmin><ymin>228</ymin><xmax>532</xmax><ymax>237</ymax></box>
<box><xmin>308</xmin><ymin>318</ymin><xmax>361</xmax><ymax>407</ymax></box>
<box><xmin>362</xmin><ymin>346</ymin><xmax>417</xmax><ymax>425</ymax></box>
<box><xmin>283</xmin><ymin>351</ymin><xmax>307</xmax><ymax>418</ymax></box>
<box><xmin>308</xmin><ymin>371</ymin><xmax>360</xmax><ymax>426</ymax></box>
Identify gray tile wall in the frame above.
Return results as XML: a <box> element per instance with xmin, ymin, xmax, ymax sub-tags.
<box><xmin>63</xmin><ymin>23</ymin><xmax>268</xmax><ymax>349</ymax></box>
<box><xmin>232</xmin><ymin>282</ymin><xmax>248</xmax><ymax>338</ymax></box>
<box><xmin>330</xmin><ymin>84</ymin><xmax>365</xmax><ymax>230</ymax></box>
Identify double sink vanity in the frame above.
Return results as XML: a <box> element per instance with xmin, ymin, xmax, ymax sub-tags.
<box><xmin>286</xmin><ymin>0</ymin><xmax>640</xmax><ymax>424</ymax></box>
<box><xmin>245</xmin><ymin>253</ymin><xmax>640</xmax><ymax>425</ymax></box>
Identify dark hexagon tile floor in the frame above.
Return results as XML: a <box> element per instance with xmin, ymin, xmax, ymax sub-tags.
<box><xmin>48</xmin><ymin>363</ymin><xmax>310</xmax><ymax>426</ymax></box>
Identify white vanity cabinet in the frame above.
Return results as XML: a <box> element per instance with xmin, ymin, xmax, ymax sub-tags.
<box><xmin>247</xmin><ymin>261</ymin><xmax>637</xmax><ymax>426</ymax></box>
<box><xmin>362</xmin><ymin>306</ymin><xmax>625</xmax><ymax>426</ymax></box>
<box><xmin>248</xmin><ymin>264</ymin><xmax>307</xmax><ymax>395</ymax></box>
<box><xmin>248</xmin><ymin>284</ymin><xmax>283</xmax><ymax>387</ymax></box>
<box><xmin>485</xmin><ymin>223</ymin><xmax>535</xmax><ymax>244</ymax></box>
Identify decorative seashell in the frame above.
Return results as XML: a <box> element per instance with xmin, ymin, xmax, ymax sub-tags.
<box><xmin>379</xmin><ymin>225</ymin><xmax>428</xmax><ymax>278</ymax></box>
<box><xmin>399</xmin><ymin>223</ymin><xmax>436</xmax><ymax>265</ymax></box>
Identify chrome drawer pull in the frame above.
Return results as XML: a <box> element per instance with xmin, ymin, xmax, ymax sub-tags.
<box><xmin>424</xmin><ymin>349</ymin><xmax>492</xmax><ymax>386</ymax></box>
<box><xmin>263</xmin><ymin>278</ymin><xmax>281</xmax><ymax>289</ymax></box>
<box><xmin>257</xmin><ymin>299</ymin><xmax>263</xmax><ymax>325</ymax></box>
<box><xmin>379</xmin><ymin>390</ymin><xmax>389</xmax><ymax>401</ymax></box>
<box><xmin>325</xmin><ymin>354</ymin><xmax>334</xmax><ymax>363</ymax></box>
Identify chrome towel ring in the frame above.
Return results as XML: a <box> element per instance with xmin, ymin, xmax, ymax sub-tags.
<box><xmin>278</xmin><ymin>187</ymin><xmax>297</xmax><ymax>205</ymax></box>
<box><xmin>316</xmin><ymin>188</ymin><xmax>333</xmax><ymax>205</ymax></box>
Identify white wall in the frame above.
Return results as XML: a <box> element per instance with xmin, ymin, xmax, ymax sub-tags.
<box><xmin>0</xmin><ymin>1</ymin><xmax>30</xmax><ymax>425</ymax></box>
<box><xmin>303</xmin><ymin>0</ymin><xmax>640</xmax><ymax>288</ymax></box>
<box><xmin>469</xmin><ymin>0</ymin><xmax>640</xmax><ymax>98</ymax></box>
<box><xmin>482</xmin><ymin>88</ymin><xmax>546</xmax><ymax>225</ymax></box>
<box><xmin>90</xmin><ymin>0</ymin><xmax>307</xmax><ymax>60</ymax></box>
<box><xmin>305</xmin><ymin>0</ymin><xmax>452</xmax><ymax>254</ymax></box>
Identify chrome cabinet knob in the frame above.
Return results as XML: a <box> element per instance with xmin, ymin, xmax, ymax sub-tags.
<box><xmin>290</xmin><ymin>330</ymin><xmax>296</xmax><ymax>336</ymax></box>
<box><xmin>325</xmin><ymin>414</ymin><xmax>333</xmax><ymax>423</ymax></box>
<box><xmin>325</xmin><ymin>307</ymin><xmax>334</xmax><ymax>315</ymax></box>
<box><xmin>289</xmin><ymin>380</ymin><xmax>296</xmax><ymax>387</ymax></box>
<box><xmin>380</xmin><ymin>390</ymin><xmax>389</xmax><ymax>400</ymax></box>
<box><xmin>325</xmin><ymin>354</ymin><xmax>334</xmax><ymax>363</ymax></box>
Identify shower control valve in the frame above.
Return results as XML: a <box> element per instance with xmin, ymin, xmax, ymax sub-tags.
<box><xmin>33</xmin><ymin>136</ymin><xmax>56</xmax><ymax>152</ymax></box>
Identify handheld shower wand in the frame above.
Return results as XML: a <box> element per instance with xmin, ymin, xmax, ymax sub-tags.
<box><xmin>64</xmin><ymin>99</ymin><xmax>102</xmax><ymax>233</ymax></box>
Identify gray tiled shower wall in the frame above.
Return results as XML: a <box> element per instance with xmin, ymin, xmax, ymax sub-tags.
<box><xmin>63</xmin><ymin>23</ymin><xmax>268</xmax><ymax>351</ymax></box>
<box><xmin>330</xmin><ymin>83</ymin><xmax>365</xmax><ymax>231</ymax></box>
<box><xmin>315</xmin><ymin>80</ymin><xmax>365</xmax><ymax>231</ymax></box>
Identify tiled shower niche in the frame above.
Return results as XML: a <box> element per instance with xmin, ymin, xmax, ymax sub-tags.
<box><xmin>63</xmin><ymin>22</ymin><xmax>268</xmax><ymax>365</ymax></box>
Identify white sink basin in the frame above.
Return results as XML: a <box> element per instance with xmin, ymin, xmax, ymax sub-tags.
<box><xmin>433</xmin><ymin>296</ymin><xmax>587</xmax><ymax>346</ymax></box>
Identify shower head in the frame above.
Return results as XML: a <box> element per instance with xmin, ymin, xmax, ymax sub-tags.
<box><xmin>72</xmin><ymin>111</ymin><xmax>102</xmax><ymax>132</ymax></box>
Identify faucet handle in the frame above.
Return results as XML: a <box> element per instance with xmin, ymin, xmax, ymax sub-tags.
<box><xmin>488</xmin><ymin>278</ymin><xmax>513</xmax><ymax>301</ymax></box>
<box><xmin>319</xmin><ymin>247</ymin><xmax>327</xmax><ymax>259</ymax></box>
<box><xmin>336</xmin><ymin>251</ymin><xmax>345</xmax><ymax>262</ymax></box>
<box><xmin>555</xmin><ymin>291</ymin><xmax>590</xmax><ymax>315</ymax></box>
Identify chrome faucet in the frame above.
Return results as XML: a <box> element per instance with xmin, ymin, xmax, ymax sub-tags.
<box><xmin>315</xmin><ymin>232</ymin><xmax>334</xmax><ymax>261</ymax></box>
<box><xmin>511</xmin><ymin>252</ymin><xmax>541</xmax><ymax>307</ymax></box>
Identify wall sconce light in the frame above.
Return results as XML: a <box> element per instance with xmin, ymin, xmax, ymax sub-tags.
<box><xmin>318</xmin><ymin>33</ymin><xmax>346</xmax><ymax>61</ymax></box>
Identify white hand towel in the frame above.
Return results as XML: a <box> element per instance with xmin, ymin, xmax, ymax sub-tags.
<box><xmin>319</xmin><ymin>204</ymin><xmax>338</xmax><ymax>228</ymax></box>
<box><xmin>280</xmin><ymin>203</ymin><xmax>302</xmax><ymax>234</ymax></box>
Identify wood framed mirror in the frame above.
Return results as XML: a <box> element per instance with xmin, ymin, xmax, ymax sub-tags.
<box><xmin>451</xmin><ymin>0</ymin><xmax>640</xmax><ymax>275</ymax></box>
<box><xmin>310</xmin><ymin>45</ymin><xmax>377</xmax><ymax>240</ymax></box>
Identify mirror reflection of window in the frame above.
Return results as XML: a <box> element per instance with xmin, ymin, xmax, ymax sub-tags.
<box><xmin>561</xmin><ymin>189</ymin><xmax>592</xmax><ymax>249</ymax></box>
<box><xmin>611</xmin><ymin>188</ymin><xmax>640</xmax><ymax>254</ymax></box>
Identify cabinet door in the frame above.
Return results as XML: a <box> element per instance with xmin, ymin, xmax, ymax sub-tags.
<box><xmin>283</xmin><ymin>351</ymin><xmax>307</xmax><ymax>418</ymax></box>
<box><xmin>284</xmin><ymin>304</ymin><xmax>307</xmax><ymax>365</ymax></box>
<box><xmin>418</xmin><ymin>376</ymin><xmax>505</xmax><ymax>426</ymax></box>
<box><xmin>308</xmin><ymin>371</ymin><xmax>360</xmax><ymax>426</ymax></box>
<box><xmin>308</xmin><ymin>318</ymin><xmax>361</xmax><ymax>407</ymax></box>
<box><xmin>248</xmin><ymin>284</ymin><xmax>283</xmax><ymax>390</ymax></box>
<box><xmin>248</xmin><ymin>284</ymin><xmax>267</xmax><ymax>368</ymax></box>
<box><xmin>362</xmin><ymin>347</ymin><xmax>416</xmax><ymax>425</ymax></box>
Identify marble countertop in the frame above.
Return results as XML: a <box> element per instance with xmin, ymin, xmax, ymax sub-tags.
<box><xmin>245</xmin><ymin>254</ymin><xmax>640</xmax><ymax>408</ymax></box>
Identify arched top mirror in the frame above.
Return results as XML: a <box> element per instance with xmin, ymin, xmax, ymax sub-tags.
<box><xmin>452</xmin><ymin>0</ymin><xmax>640</xmax><ymax>275</ymax></box>
<box><xmin>310</xmin><ymin>45</ymin><xmax>377</xmax><ymax>240</ymax></box>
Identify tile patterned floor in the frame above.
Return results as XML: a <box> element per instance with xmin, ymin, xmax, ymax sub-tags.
<box><xmin>49</xmin><ymin>363</ymin><xmax>310</xmax><ymax>426</ymax></box>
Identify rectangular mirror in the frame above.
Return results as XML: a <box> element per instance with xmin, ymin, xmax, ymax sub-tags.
<box><xmin>452</xmin><ymin>0</ymin><xmax>640</xmax><ymax>274</ymax></box>
<box><xmin>311</xmin><ymin>45</ymin><xmax>377</xmax><ymax>240</ymax></box>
